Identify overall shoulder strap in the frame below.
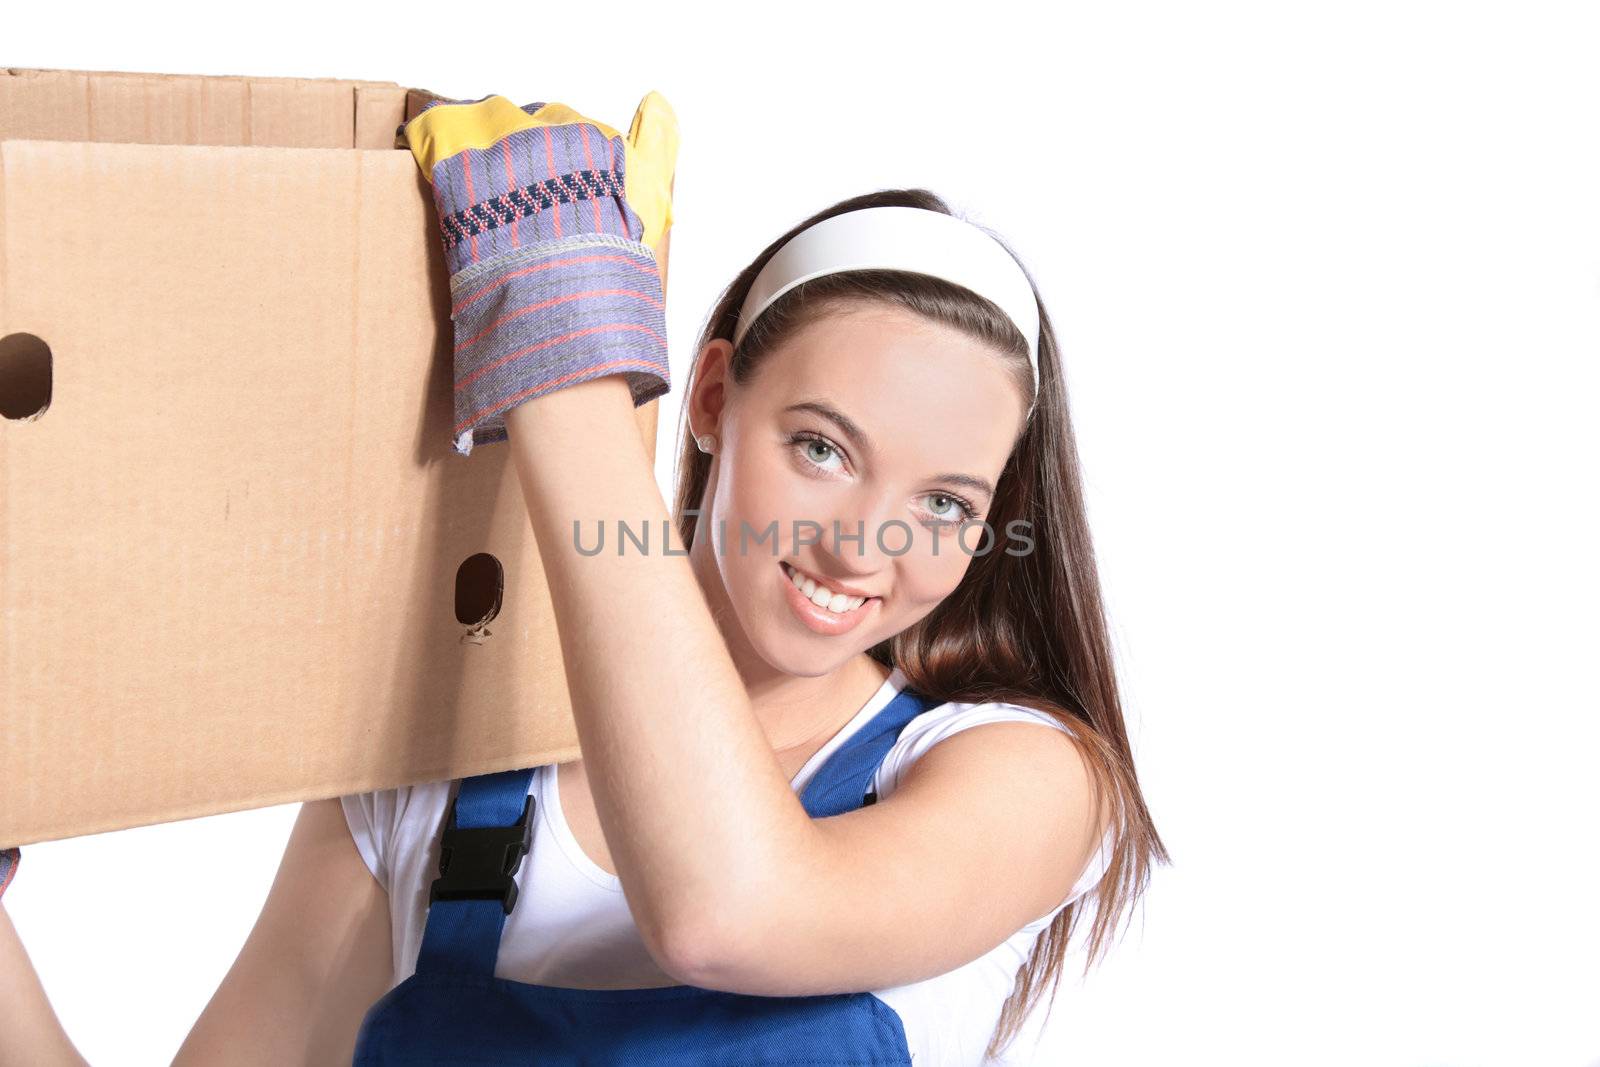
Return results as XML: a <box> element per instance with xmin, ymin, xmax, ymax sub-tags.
<box><xmin>414</xmin><ymin>766</ymin><xmax>538</xmax><ymax>976</ymax></box>
<box><xmin>798</xmin><ymin>687</ymin><xmax>940</xmax><ymax>818</ymax></box>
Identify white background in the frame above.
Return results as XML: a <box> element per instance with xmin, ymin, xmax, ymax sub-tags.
<box><xmin>4</xmin><ymin>2</ymin><xmax>1598</xmax><ymax>1064</ymax></box>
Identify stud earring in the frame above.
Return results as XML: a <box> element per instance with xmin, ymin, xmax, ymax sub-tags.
<box><xmin>696</xmin><ymin>433</ymin><xmax>718</xmax><ymax>455</ymax></box>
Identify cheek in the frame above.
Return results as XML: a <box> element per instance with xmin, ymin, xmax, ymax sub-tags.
<box><xmin>704</xmin><ymin>453</ymin><xmax>795</xmax><ymax>593</ymax></box>
<box><xmin>888</xmin><ymin>548</ymin><xmax>971</xmax><ymax>616</ymax></box>
<box><xmin>714</xmin><ymin>450</ymin><xmax>835</xmax><ymax>550</ymax></box>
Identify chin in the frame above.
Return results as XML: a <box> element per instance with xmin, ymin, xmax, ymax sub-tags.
<box><xmin>747</xmin><ymin>621</ymin><xmax>867</xmax><ymax>679</ymax></box>
<box><xmin>750</xmin><ymin>595</ymin><xmax>878</xmax><ymax>679</ymax></box>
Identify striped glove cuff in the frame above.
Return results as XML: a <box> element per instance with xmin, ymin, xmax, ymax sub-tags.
<box><xmin>410</xmin><ymin>96</ymin><xmax>671</xmax><ymax>456</ymax></box>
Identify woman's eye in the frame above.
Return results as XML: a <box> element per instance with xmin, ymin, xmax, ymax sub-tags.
<box><xmin>792</xmin><ymin>434</ymin><xmax>845</xmax><ymax>473</ymax></box>
<box><xmin>923</xmin><ymin>492</ymin><xmax>975</xmax><ymax>523</ymax></box>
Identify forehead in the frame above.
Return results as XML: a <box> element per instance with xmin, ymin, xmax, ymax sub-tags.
<box><xmin>752</xmin><ymin>304</ymin><xmax>1024</xmax><ymax>474</ymax></box>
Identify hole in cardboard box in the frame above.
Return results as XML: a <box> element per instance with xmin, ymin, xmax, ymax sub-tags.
<box><xmin>0</xmin><ymin>333</ymin><xmax>53</xmax><ymax>421</ymax></box>
<box><xmin>456</xmin><ymin>552</ymin><xmax>504</xmax><ymax>630</ymax></box>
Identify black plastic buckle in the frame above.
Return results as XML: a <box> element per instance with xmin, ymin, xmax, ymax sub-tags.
<box><xmin>428</xmin><ymin>792</ymin><xmax>535</xmax><ymax>915</ymax></box>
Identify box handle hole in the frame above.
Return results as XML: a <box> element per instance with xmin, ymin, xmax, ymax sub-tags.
<box><xmin>0</xmin><ymin>333</ymin><xmax>52</xmax><ymax>422</ymax></box>
<box><xmin>456</xmin><ymin>552</ymin><xmax>505</xmax><ymax>643</ymax></box>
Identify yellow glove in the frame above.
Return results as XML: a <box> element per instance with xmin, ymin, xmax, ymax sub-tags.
<box><xmin>404</xmin><ymin>91</ymin><xmax>677</xmax><ymax>255</ymax></box>
<box><xmin>399</xmin><ymin>90</ymin><xmax>680</xmax><ymax>456</ymax></box>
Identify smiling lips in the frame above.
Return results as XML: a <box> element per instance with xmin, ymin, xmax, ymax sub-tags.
<box><xmin>783</xmin><ymin>561</ymin><xmax>873</xmax><ymax>611</ymax></box>
<box><xmin>780</xmin><ymin>561</ymin><xmax>880</xmax><ymax>637</ymax></box>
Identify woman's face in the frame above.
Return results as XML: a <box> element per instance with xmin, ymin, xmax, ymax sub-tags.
<box><xmin>690</xmin><ymin>303</ymin><xmax>1029</xmax><ymax>679</ymax></box>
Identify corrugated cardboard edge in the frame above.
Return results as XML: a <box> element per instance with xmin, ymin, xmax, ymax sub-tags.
<box><xmin>1</xmin><ymin>67</ymin><xmax>454</xmax><ymax>150</ymax></box>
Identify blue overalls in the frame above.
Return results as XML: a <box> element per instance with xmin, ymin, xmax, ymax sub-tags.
<box><xmin>351</xmin><ymin>685</ymin><xmax>940</xmax><ymax>1066</ymax></box>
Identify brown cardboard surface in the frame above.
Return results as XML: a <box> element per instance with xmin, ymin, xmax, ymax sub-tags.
<box><xmin>0</xmin><ymin>67</ymin><xmax>661</xmax><ymax>847</ymax></box>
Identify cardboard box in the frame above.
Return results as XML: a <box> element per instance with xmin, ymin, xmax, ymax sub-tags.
<box><xmin>0</xmin><ymin>67</ymin><xmax>660</xmax><ymax>847</ymax></box>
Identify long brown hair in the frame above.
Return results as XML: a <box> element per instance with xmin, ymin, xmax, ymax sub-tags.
<box><xmin>671</xmin><ymin>188</ymin><xmax>1169</xmax><ymax>1060</ymax></box>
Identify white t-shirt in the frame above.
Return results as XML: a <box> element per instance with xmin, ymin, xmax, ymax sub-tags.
<box><xmin>341</xmin><ymin>665</ymin><xmax>1112</xmax><ymax>1065</ymax></box>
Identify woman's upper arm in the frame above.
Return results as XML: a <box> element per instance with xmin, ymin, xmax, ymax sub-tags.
<box><xmin>172</xmin><ymin>796</ymin><xmax>393</xmax><ymax>1067</ymax></box>
<box><xmin>673</xmin><ymin>719</ymin><xmax>1104</xmax><ymax>997</ymax></box>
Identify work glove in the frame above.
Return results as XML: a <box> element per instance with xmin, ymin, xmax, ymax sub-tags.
<box><xmin>0</xmin><ymin>847</ymin><xmax>17</xmax><ymax>903</ymax></box>
<box><xmin>403</xmin><ymin>91</ymin><xmax>680</xmax><ymax>456</ymax></box>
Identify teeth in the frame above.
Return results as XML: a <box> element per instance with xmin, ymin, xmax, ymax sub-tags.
<box><xmin>782</xmin><ymin>562</ymin><xmax>868</xmax><ymax>614</ymax></box>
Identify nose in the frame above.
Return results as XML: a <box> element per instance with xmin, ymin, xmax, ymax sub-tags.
<box><xmin>807</xmin><ymin>486</ymin><xmax>898</xmax><ymax>586</ymax></box>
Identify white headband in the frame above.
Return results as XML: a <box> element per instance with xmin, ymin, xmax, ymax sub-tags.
<box><xmin>732</xmin><ymin>206</ymin><xmax>1041</xmax><ymax>410</ymax></box>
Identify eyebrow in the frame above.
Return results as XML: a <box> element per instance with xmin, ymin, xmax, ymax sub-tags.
<box><xmin>932</xmin><ymin>471</ymin><xmax>997</xmax><ymax>502</ymax></box>
<box><xmin>782</xmin><ymin>399</ymin><xmax>997</xmax><ymax>502</ymax></box>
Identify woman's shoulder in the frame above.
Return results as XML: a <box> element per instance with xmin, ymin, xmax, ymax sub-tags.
<box><xmin>875</xmin><ymin>693</ymin><xmax>1080</xmax><ymax>798</ymax></box>
<box><xmin>874</xmin><ymin>694</ymin><xmax>1111</xmax><ymax>917</ymax></box>
<box><xmin>905</xmin><ymin>692</ymin><xmax>1078</xmax><ymax>735</ymax></box>
<box><xmin>894</xmin><ymin>692</ymin><xmax>1080</xmax><ymax>752</ymax></box>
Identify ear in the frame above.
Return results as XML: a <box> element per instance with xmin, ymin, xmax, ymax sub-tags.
<box><xmin>689</xmin><ymin>338</ymin><xmax>733</xmax><ymax>441</ymax></box>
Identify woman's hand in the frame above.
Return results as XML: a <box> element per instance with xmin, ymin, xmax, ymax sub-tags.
<box><xmin>402</xmin><ymin>91</ymin><xmax>680</xmax><ymax>456</ymax></box>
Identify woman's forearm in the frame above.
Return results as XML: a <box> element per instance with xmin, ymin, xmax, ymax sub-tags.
<box><xmin>502</xmin><ymin>384</ymin><xmax>816</xmax><ymax>967</ymax></box>
<box><xmin>0</xmin><ymin>905</ymin><xmax>89</xmax><ymax>1067</ymax></box>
